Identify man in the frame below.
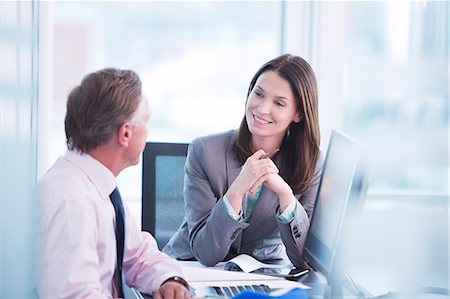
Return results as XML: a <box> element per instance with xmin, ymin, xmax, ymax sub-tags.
<box><xmin>38</xmin><ymin>68</ymin><xmax>191</xmax><ymax>299</ymax></box>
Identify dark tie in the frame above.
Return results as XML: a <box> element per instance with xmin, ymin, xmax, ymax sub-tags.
<box><xmin>110</xmin><ymin>187</ymin><xmax>126</xmax><ymax>298</ymax></box>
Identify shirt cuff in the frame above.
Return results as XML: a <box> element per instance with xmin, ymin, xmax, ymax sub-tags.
<box><xmin>223</xmin><ymin>195</ymin><xmax>244</xmax><ymax>221</ymax></box>
<box><xmin>277</xmin><ymin>200</ymin><xmax>297</xmax><ymax>223</ymax></box>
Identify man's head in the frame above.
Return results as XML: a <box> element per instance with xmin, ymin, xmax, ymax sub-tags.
<box><xmin>65</xmin><ymin>68</ymin><xmax>150</xmax><ymax>173</ymax></box>
<box><xmin>65</xmin><ymin>68</ymin><xmax>144</xmax><ymax>153</ymax></box>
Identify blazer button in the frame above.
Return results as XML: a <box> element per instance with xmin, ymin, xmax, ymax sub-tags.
<box><xmin>295</xmin><ymin>233</ymin><xmax>301</xmax><ymax>238</ymax></box>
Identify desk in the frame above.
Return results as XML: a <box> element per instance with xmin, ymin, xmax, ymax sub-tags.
<box><xmin>129</xmin><ymin>261</ymin><xmax>310</xmax><ymax>298</ymax></box>
<box><xmin>128</xmin><ymin>260</ymin><xmax>380</xmax><ymax>299</ymax></box>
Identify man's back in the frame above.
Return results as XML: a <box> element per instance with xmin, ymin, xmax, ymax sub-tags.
<box><xmin>38</xmin><ymin>151</ymin><xmax>118</xmax><ymax>298</ymax></box>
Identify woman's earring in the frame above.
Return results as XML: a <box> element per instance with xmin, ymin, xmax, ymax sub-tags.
<box><xmin>286</xmin><ymin>126</ymin><xmax>291</xmax><ymax>139</ymax></box>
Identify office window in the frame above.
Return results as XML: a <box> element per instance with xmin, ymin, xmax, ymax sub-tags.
<box><xmin>40</xmin><ymin>1</ymin><xmax>448</xmax><ymax>213</ymax></box>
<box><xmin>306</xmin><ymin>1</ymin><xmax>448</xmax><ymax>198</ymax></box>
<box><xmin>40</xmin><ymin>2</ymin><xmax>282</xmax><ymax>220</ymax></box>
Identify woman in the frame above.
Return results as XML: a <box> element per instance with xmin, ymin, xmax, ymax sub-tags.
<box><xmin>163</xmin><ymin>54</ymin><xmax>323</xmax><ymax>268</ymax></box>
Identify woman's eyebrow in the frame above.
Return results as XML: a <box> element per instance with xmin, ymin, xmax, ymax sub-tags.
<box><xmin>255</xmin><ymin>85</ymin><xmax>291</xmax><ymax>101</ymax></box>
<box><xmin>254</xmin><ymin>85</ymin><xmax>264</xmax><ymax>92</ymax></box>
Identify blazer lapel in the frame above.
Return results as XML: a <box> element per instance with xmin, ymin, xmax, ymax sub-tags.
<box><xmin>225</xmin><ymin>150</ymin><xmax>246</xmax><ymax>251</ymax></box>
<box><xmin>225</xmin><ymin>150</ymin><xmax>241</xmax><ymax>190</ymax></box>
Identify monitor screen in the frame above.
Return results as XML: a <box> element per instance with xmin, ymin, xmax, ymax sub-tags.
<box><xmin>303</xmin><ymin>130</ymin><xmax>369</xmax><ymax>280</ymax></box>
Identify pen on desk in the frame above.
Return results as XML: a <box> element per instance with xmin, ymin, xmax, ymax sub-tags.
<box><xmin>259</xmin><ymin>149</ymin><xmax>280</xmax><ymax>159</ymax></box>
<box><xmin>297</xmin><ymin>269</ymin><xmax>309</xmax><ymax>277</ymax></box>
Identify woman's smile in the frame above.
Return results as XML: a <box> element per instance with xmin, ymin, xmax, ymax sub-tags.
<box><xmin>252</xmin><ymin>114</ymin><xmax>272</xmax><ymax>125</ymax></box>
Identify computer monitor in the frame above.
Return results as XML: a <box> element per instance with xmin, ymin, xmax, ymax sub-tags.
<box><xmin>302</xmin><ymin>130</ymin><xmax>369</xmax><ymax>296</ymax></box>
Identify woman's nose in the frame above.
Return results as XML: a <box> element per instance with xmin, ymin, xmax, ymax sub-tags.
<box><xmin>257</xmin><ymin>99</ymin><xmax>271</xmax><ymax>114</ymax></box>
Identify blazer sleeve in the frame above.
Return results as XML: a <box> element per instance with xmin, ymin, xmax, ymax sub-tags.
<box><xmin>278</xmin><ymin>152</ymin><xmax>324</xmax><ymax>267</ymax></box>
<box><xmin>184</xmin><ymin>137</ymin><xmax>249</xmax><ymax>266</ymax></box>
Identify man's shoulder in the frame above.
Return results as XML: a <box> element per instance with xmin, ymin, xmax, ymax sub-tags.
<box><xmin>38</xmin><ymin>157</ymin><xmax>90</xmax><ymax>200</ymax></box>
<box><xmin>40</xmin><ymin>155</ymin><xmax>81</xmax><ymax>181</ymax></box>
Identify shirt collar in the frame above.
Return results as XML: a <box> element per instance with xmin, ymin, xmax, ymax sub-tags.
<box><xmin>63</xmin><ymin>150</ymin><xmax>116</xmax><ymax>199</ymax></box>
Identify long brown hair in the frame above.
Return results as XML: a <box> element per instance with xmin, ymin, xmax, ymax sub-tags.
<box><xmin>233</xmin><ymin>54</ymin><xmax>320</xmax><ymax>194</ymax></box>
<box><xmin>65</xmin><ymin>68</ymin><xmax>142</xmax><ymax>153</ymax></box>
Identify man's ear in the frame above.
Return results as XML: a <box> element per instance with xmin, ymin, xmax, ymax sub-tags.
<box><xmin>117</xmin><ymin>122</ymin><xmax>132</xmax><ymax>147</ymax></box>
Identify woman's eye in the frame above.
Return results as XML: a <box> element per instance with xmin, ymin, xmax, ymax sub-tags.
<box><xmin>254</xmin><ymin>90</ymin><xmax>263</xmax><ymax>97</ymax></box>
<box><xmin>275</xmin><ymin>100</ymin><xmax>285</xmax><ymax>107</ymax></box>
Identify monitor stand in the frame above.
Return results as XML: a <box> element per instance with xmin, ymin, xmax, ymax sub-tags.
<box><xmin>324</xmin><ymin>276</ymin><xmax>343</xmax><ymax>299</ymax></box>
<box><xmin>298</xmin><ymin>263</ymin><xmax>349</xmax><ymax>299</ymax></box>
<box><xmin>298</xmin><ymin>267</ymin><xmax>328</xmax><ymax>298</ymax></box>
<box><xmin>299</xmin><ymin>269</ymin><xmax>371</xmax><ymax>299</ymax></box>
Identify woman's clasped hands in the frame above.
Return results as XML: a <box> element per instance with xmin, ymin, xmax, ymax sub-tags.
<box><xmin>226</xmin><ymin>149</ymin><xmax>295</xmax><ymax>213</ymax></box>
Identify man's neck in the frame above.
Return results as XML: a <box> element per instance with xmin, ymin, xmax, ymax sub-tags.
<box><xmin>89</xmin><ymin>145</ymin><xmax>124</xmax><ymax>177</ymax></box>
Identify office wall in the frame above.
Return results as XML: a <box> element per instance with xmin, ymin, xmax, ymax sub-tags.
<box><xmin>0</xmin><ymin>1</ymin><xmax>39</xmax><ymax>298</ymax></box>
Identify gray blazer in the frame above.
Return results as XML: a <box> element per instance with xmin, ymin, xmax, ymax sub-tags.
<box><xmin>163</xmin><ymin>130</ymin><xmax>323</xmax><ymax>267</ymax></box>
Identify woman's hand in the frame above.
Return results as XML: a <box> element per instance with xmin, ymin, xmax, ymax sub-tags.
<box><xmin>245</xmin><ymin>151</ymin><xmax>296</xmax><ymax>213</ymax></box>
<box><xmin>225</xmin><ymin>150</ymin><xmax>279</xmax><ymax>212</ymax></box>
<box><xmin>256</xmin><ymin>171</ymin><xmax>295</xmax><ymax>213</ymax></box>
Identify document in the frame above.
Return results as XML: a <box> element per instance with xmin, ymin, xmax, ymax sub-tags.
<box><xmin>180</xmin><ymin>261</ymin><xmax>310</xmax><ymax>289</ymax></box>
<box><xmin>223</xmin><ymin>254</ymin><xmax>292</xmax><ymax>273</ymax></box>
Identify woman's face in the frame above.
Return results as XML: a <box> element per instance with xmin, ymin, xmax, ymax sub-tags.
<box><xmin>245</xmin><ymin>70</ymin><xmax>301</xmax><ymax>142</ymax></box>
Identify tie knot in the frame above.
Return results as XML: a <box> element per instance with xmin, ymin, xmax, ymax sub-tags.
<box><xmin>110</xmin><ymin>187</ymin><xmax>123</xmax><ymax>207</ymax></box>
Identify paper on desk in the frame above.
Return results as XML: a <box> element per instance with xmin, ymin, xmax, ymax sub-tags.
<box><xmin>225</xmin><ymin>254</ymin><xmax>292</xmax><ymax>273</ymax></box>
<box><xmin>181</xmin><ymin>262</ymin><xmax>310</xmax><ymax>289</ymax></box>
<box><xmin>183</xmin><ymin>263</ymin><xmax>279</xmax><ymax>282</ymax></box>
